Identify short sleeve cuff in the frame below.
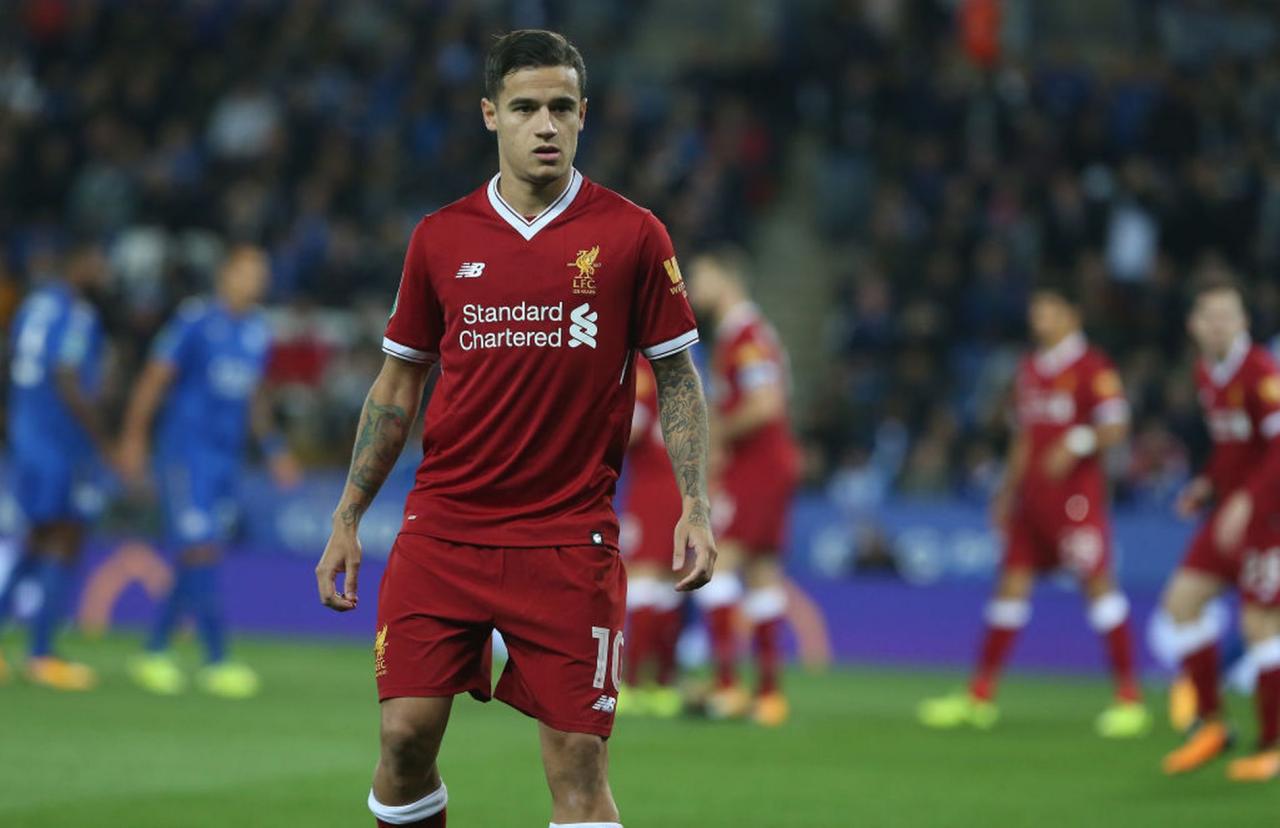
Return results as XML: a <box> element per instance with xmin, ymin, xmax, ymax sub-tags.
<box><xmin>640</xmin><ymin>328</ymin><xmax>699</xmax><ymax>360</ymax></box>
<box><xmin>382</xmin><ymin>337</ymin><xmax>437</xmax><ymax>364</ymax></box>
<box><xmin>1093</xmin><ymin>398</ymin><xmax>1130</xmax><ymax>426</ymax></box>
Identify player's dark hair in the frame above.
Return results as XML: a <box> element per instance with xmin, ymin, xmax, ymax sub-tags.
<box><xmin>1030</xmin><ymin>272</ymin><xmax>1081</xmax><ymax>308</ymax></box>
<box><xmin>1190</xmin><ymin>269</ymin><xmax>1244</xmax><ymax>304</ymax></box>
<box><xmin>485</xmin><ymin>30</ymin><xmax>586</xmax><ymax>101</ymax></box>
<box><xmin>693</xmin><ymin>243</ymin><xmax>752</xmax><ymax>285</ymax></box>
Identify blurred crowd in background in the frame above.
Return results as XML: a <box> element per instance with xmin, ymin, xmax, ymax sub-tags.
<box><xmin>3</xmin><ymin>0</ymin><xmax>1280</xmax><ymax>511</ymax></box>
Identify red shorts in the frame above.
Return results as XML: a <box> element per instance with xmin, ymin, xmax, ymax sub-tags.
<box><xmin>1004</xmin><ymin>494</ymin><xmax>1112</xmax><ymax>579</ymax></box>
<box><xmin>1179</xmin><ymin>506</ymin><xmax>1244</xmax><ymax>583</ymax></box>
<box><xmin>375</xmin><ymin>534</ymin><xmax>627</xmax><ymax>737</ymax></box>
<box><xmin>713</xmin><ymin>460</ymin><xmax>797</xmax><ymax>555</ymax></box>
<box><xmin>1240</xmin><ymin>512</ymin><xmax>1280</xmax><ymax>607</ymax></box>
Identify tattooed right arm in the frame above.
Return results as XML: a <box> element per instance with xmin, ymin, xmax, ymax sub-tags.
<box><xmin>318</xmin><ymin>355</ymin><xmax>432</xmax><ymax>612</ymax></box>
<box><xmin>332</xmin><ymin>356</ymin><xmax>433</xmax><ymax>529</ymax></box>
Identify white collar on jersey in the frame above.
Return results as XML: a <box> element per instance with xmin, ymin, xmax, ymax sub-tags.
<box><xmin>717</xmin><ymin>301</ymin><xmax>759</xmax><ymax>342</ymax></box>
<box><xmin>486</xmin><ymin>168</ymin><xmax>583</xmax><ymax>240</ymax></box>
<box><xmin>1206</xmin><ymin>333</ymin><xmax>1251</xmax><ymax>387</ymax></box>
<box><xmin>1034</xmin><ymin>331</ymin><xmax>1087</xmax><ymax>376</ymax></box>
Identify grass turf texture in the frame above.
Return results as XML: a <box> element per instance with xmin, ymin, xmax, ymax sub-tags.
<box><xmin>0</xmin><ymin>633</ymin><xmax>1273</xmax><ymax>827</ymax></box>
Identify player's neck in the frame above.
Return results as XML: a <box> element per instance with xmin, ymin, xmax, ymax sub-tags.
<box><xmin>495</xmin><ymin>165</ymin><xmax>573</xmax><ymax>218</ymax></box>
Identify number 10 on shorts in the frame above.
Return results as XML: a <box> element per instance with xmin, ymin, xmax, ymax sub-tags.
<box><xmin>592</xmin><ymin>626</ymin><xmax>624</xmax><ymax>690</ymax></box>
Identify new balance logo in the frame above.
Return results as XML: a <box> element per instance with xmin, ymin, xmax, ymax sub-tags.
<box><xmin>456</xmin><ymin>262</ymin><xmax>486</xmax><ymax>279</ymax></box>
<box><xmin>568</xmin><ymin>303</ymin><xmax>598</xmax><ymax>349</ymax></box>
<box><xmin>591</xmin><ymin>695</ymin><xmax>617</xmax><ymax>713</ymax></box>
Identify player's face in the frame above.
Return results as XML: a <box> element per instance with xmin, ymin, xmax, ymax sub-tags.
<box><xmin>1189</xmin><ymin>290</ymin><xmax>1246</xmax><ymax>360</ymax></box>
<box><xmin>482</xmin><ymin>66</ymin><xmax>586</xmax><ymax>187</ymax></box>
<box><xmin>687</xmin><ymin>257</ymin><xmax>727</xmax><ymax>314</ymax></box>
<box><xmin>220</xmin><ymin>250</ymin><xmax>269</xmax><ymax>312</ymax></box>
<box><xmin>1028</xmin><ymin>293</ymin><xmax>1078</xmax><ymax>348</ymax></box>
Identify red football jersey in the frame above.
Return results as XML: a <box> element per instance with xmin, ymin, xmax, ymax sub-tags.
<box><xmin>383</xmin><ymin>170</ymin><xmax>699</xmax><ymax>549</ymax></box>
<box><xmin>1195</xmin><ymin>337</ymin><xmax>1280</xmax><ymax>499</ymax></box>
<box><xmin>710</xmin><ymin>302</ymin><xmax>801</xmax><ymax>476</ymax></box>
<box><xmin>1014</xmin><ymin>333</ymin><xmax>1128</xmax><ymax>505</ymax></box>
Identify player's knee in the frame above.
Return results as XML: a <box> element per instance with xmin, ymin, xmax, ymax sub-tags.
<box><xmin>543</xmin><ymin>731</ymin><xmax>610</xmax><ymax>807</ymax></box>
<box><xmin>995</xmin><ymin>568</ymin><xmax>1033</xmax><ymax>600</ymax></box>
<box><xmin>380</xmin><ymin>711</ymin><xmax>443</xmax><ymax>777</ymax></box>
<box><xmin>1162</xmin><ymin>578</ymin><xmax>1205</xmax><ymax>625</ymax></box>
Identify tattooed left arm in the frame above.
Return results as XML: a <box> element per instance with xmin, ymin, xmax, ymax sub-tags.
<box><xmin>651</xmin><ymin>349</ymin><xmax>718</xmax><ymax>590</ymax></box>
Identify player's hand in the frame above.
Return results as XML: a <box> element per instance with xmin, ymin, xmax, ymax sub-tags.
<box><xmin>673</xmin><ymin>497</ymin><xmax>717</xmax><ymax>591</ymax></box>
<box><xmin>268</xmin><ymin>451</ymin><xmax>303</xmax><ymax>490</ymax></box>
<box><xmin>316</xmin><ymin>524</ymin><xmax>361</xmax><ymax>612</ymax></box>
<box><xmin>1213</xmin><ymin>490</ymin><xmax>1253</xmax><ymax>555</ymax></box>
<box><xmin>1176</xmin><ymin>476</ymin><xmax>1214</xmax><ymax>520</ymax></box>
<box><xmin>1042</xmin><ymin>440</ymin><xmax>1076</xmax><ymax>482</ymax></box>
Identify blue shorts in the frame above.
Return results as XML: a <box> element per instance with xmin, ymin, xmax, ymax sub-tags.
<box><xmin>156</xmin><ymin>453</ymin><xmax>240</xmax><ymax>547</ymax></box>
<box><xmin>11</xmin><ymin>448</ymin><xmax>103</xmax><ymax>526</ymax></box>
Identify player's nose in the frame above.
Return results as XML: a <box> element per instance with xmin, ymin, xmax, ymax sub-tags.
<box><xmin>534</xmin><ymin>109</ymin><xmax>558</xmax><ymax>138</ymax></box>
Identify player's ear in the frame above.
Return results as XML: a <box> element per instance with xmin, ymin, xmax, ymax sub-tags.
<box><xmin>578</xmin><ymin>97</ymin><xmax>588</xmax><ymax>128</ymax></box>
<box><xmin>481</xmin><ymin>98</ymin><xmax>498</xmax><ymax>133</ymax></box>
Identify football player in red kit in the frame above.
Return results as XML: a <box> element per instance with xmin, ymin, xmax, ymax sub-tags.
<box><xmin>687</xmin><ymin>247</ymin><xmax>802</xmax><ymax>728</ymax></box>
<box><xmin>314</xmin><ymin>31</ymin><xmax>716</xmax><ymax>828</ymax></box>
<box><xmin>617</xmin><ymin>359</ymin><xmax>685</xmax><ymax>718</ymax></box>
<box><xmin>919</xmin><ymin>279</ymin><xmax>1150</xmax><ymax>738</ymax></box>
<box><xmin>1159</xmin><ymin>275</ymin><xmax>1280</xmax><ymax>781</ymax></box>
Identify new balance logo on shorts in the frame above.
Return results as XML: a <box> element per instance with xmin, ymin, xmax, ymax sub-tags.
<box><xmin>569</xmin><ymin>303</ymin><xmax>598</xmax><ymax>349</ymax></box>
<box><xmin>456</xmin><ymin>262</ymin><xmax>486</xmax><ymax>278</ymax></box>
<box><xmin>591</xmin><ymin>694</ymin><xmax>617</xmax><ymax>713</ymax></box>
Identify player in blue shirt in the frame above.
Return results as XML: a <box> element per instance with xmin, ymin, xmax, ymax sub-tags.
<box><xmin>118</xmin><ymin>245</ymin><xmax>298</xmax><ymax>698</ymax></box>
<box><xmin>0</xmin><ymin>243</ymin><xmax>111</xmax><ymax>690</ymax></box>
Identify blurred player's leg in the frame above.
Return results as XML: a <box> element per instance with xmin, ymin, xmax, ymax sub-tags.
<box><xmin>619</xmin><ymin>565</ymin><xmax>682</xmax><ymax>717</ymax></box>
<box><xmin>1223</xmin><ymin>586</ymin><xmax>1280</xmax><ymax>783</ymax></box>
<box><xmin>692</xmin><ymin>544</ymin><xmax>747</xmax><ymax>718</ymax></box>
<box><xmin>540</xmin><ymin>724</ymin><xmax>621</xmax><ymax>826</ymax></box>
<box><xmin>371</xmin><ymin>696</ymin><xmax>451</xmax><ymax>827</ymax></box>
<box><xmin>23</xmin><ymin>522</ymin><xmax>96</xmax><ymax>691</ymax></box>
<box><xmin>744</xmin><ymin>556</ymin><xmax>788</xmax><ymax>727</ymax></box>
<box><xmin>1083</xmin><ymin>574</ymin><xmax>1150</xmax><ymax>738</ymax></box>
<box><xmin>919</xmin><ymin>568</ymin><xmax>1032</xmax><ymax>730</ymax></box>
<box><xmin>1161</xmin><ymin>569</ymin><xmax>1233</xmax><ymax>774</ymax></box>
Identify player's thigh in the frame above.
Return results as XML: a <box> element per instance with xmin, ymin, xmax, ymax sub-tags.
<box><xmin>1177</xmin><ymin>516</ymin><xmax>1240</xmax><ymax>585</ymax></box>
<box><xmin>379</xmin><ymin>695</ymin><xmax>453</xmax><ymax>768</ymax></box>
<box><xmin>1055</xmin><ymin>518</ymin><xmax>1111</xmax><ymax>581</ymax></box>
<box><xmin>744</xmin><ymin>554</ymin><xmax>784</xmax><ymax>590</ymax></box>
<box><xmin>1161</xmin><ymin>567</ymin><xmax>1228</xmax><ymax>623</ymax></box>
<box><xmin>494</xmin><ymin>546</ymin><xmax>626</xmax><ymax>737</ymax></box>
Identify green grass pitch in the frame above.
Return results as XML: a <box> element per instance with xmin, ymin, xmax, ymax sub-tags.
<box><xmin>0</xmin><ymin>633</ymin><xmax>1274</xmax><ymax>827</ymax></box>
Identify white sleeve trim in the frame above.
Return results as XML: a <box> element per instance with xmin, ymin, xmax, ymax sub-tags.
<box><xmin>382</xmin><ymin>336</ymin><xmax>437</xmax><ymax>364</ymax></box>
<box><xmin>1262</xmin><ymin>410</ymin><xmax>1280</xmax><ymax>440</ymax></box>
<box><xmin>1093</xmin><ymin>398</ymin><xmax>1130</xmax><ymax>426</ymax></box>
<box><xmin>640</xmin><ymin>328</ymin><xmax>699</xmax><ymax>360</ymax></box>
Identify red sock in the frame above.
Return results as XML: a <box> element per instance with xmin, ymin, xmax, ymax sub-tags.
<box><xmin>654</xmin><ymin>606</ymin><xmax>681</xmax><ymax>686</ymax></box>
<box><xmin>1102</xmin><ymin>621</ymin><xmax>1142</xmax><ymax>703</ymax></box>
<box><xmin>753</xmin><ymin>617</ymin><xmax>783</xmax><ymax>696</ymax></box>
<box><xmin>625</xmin><ymin>607</ymin><xmax>658</xmax><ymax>686</ymax></box>
<box><xmin>705</xmin><ymin>605</ymin><xmax>739</xmax><ymax>689</ymax></box>
<box><xmin>970</xmin><ymin>626</ymin><xmax>1020</xmax><ymax>702</ymax></box>
<box><xmin>376</xmin><ymin>810</ymin><xmax>444</xmax><ymax>827</ymax></box>
<box><xmin>1182</xmin><ymin>643</ymin><xmax>1221</xmax><ymax>719</ymax></box>
<box><xmin>1257</xmin><ymin>667</ymin><xmax>1280</xmax><ymax>750</ymax></box>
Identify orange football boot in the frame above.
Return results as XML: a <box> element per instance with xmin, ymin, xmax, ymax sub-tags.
<box><xmin>26</xmin><ymin>657</ymin><xmax>97</xmax><ymax>691</ymax></box>
<box><xmin>707</xmin><ymin>685</ymin><xmax>752</xmax><ymax>720</ymax></box>
<box><xmin>1227</xmin><ymin>750</ymin><xmax>1280</xmax><ymax>782</ymax></box>
<box><xmin>1162</xmin><ymin>720</ymin><xmax>1232</xmax><ymax>775</ymax></box>
<box><xmin>753</xmin><ymin>692</ymin><xmax>790</xmax><ymax>727</ymax></box>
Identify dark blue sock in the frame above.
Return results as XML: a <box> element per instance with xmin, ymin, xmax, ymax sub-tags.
<box><xmin>30</xmin><ymin>558</ymin><xmax>75</xmax><ymax>658</ymax></box>
<box><xmin>0</xmin><ymin>549</ymin><xmax>38</xmax><ymax>630</ymax></box>
<box><xmin>146</xmin><ymin>565</ymin><xmax>194</xmax><ymax>654</ymax></box>
<box><xmin>186</xmin><ymin>564</ymin><xmax>226</xmax><ymax>664</ymax></box>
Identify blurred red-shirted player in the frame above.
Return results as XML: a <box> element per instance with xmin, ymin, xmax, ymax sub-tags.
<box><xmin>920</xmin><ymin>279</ymin><xmax>1150</xmax><ymax>738</ymax></box>
<box><xmin>617</xmin><ymin>358</ymin><xmax>685</xmax><ymax>717</ymax></box>
<box><xmin>1160</xmin><ymin>274</ymin><xmax>1280</xmax><ymax>781</ymax></box>
<box><xmin>688</xmin><ymin>247</ymin><xmax>802</xmax><ymax>728</ymax></box>
<box><xmin>313</xmin><ymin>30</ymin><xmax>717</xmax><ymax>828</ymax></box>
